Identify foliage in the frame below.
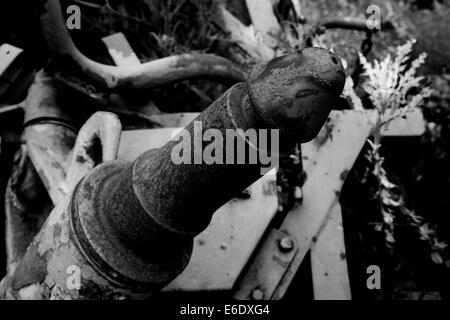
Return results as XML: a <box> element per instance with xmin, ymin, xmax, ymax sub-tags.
<box><xmin>359</xmin><ymin>40</ymin><xmax>432</xmax><ymax>127</ymax></box>
<box><xmin>358</xmin><ymin>39</ymin><xmax>448</xmax><ymax>267</ymax></box>
<box><xmin>72</xmin><ymin>0</ymin><xmax>222</xmax><ymax>58</ymax></box>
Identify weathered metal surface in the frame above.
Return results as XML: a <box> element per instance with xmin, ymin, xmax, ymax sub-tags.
<box><xmin>118</xmin><ymin>127</ymin><xmax>278</xmax><ymax>292</ymax></box>
<box><xmin>271</xmin><ymin>111</ymin><xmax>370</xmax><ymax>299</ymax></box>
<box><xmin>248</xmin><ymin>50</ymin><xmax>345</xmax><ymax>141</ymax></box>
<box><xmin>233</xmin><ymin>108</ymin><xmax>425</xmax><ymax>300</ymax></box>
<box><xmin>21</xmin><ymin>72</ymin><xmax>79</xmax><ymax>204</ymax></box>
<box><xmin>165</xmin><ymin>171</ymin><xmax>278</xmax><ymax>292</ymax></box>
<box><xmin>25</xmin><ymin>111</ymin><xmax>121</xmax><ymax>205</ymax></box>
<box><xmin>130</xmin><ymin>48</ymin><xmax>344</xmax><ymax>236</ymax></box>
<box><xmin>0</xmin><ymin>48</ymin><xmax>345</xmax><ymax>299</ymax></box>
<box><xmin>311</xmin><ymin>202</ymin><xmax>351</xmax><ymax>300</ymax></box>
<box><xmin>26</xmin><ymin>123</ymin><xmax>76</xmax><ymax>204</ymax></box>
<box><xmin>109</xmin><ymin>112</ymin><xmax>423</xmax><ymax>297</ymax></box>
<box><xmin>4</xmin><ymin>146</ymin><xmax>53</xmax><ymax>275</ymax></box>
<box><xmin>66</xmin><ymin>112</ymin><xmax>121</xmax><ymax>189</ymax></box>
<box><xmin>233</xmin><ymin>229</ymin><xmax>298</xmax><ymax>300</ymax></box>
<box><xmin>22</xmin><ymin>70</ymin><xmax>75</xmax><ymax>124</ymax></box>
<box><xmin>40</xmin><ymin>0</ymin><xmax>247</xmax><ymax>89</ymax></box>
<box><xmin>3</xmin><ymin>71</ymin><xmax>78</xmax><ymax>276</ymax></box>
<box><xmin>301</xmin><ymin>109</ymin><xmax>426</xmax><ymax>167</ymax></box>
<box><xmin>1</xmin><ymin>194</ymin><xmax>145</xmax><ymax>300</ymax></box>
<box><xmin>234</xmin><ymin>110</ymin><xmax>373</xmax><ymax>300</ymax></box>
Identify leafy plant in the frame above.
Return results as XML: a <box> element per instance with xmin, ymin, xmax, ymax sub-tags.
<box><xmin>359</xmin><ymin>40</ymin><xmax>433</xmax><ymax>128</ymax></box>
<box><xmin>358</xmin><ymin>39</ymin><xmax>448</xmax><ymax>267</ymax></box>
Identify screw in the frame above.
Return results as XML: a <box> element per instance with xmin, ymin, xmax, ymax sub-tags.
<box><xmin>251</xmin><ymin>289</ymin><xmax>264</xmax><ymax>300</ymax></box>
<box><xmin>279</xmin><ymin>237</ymin><xmax>295</xmax><ymax>252</ymax></box>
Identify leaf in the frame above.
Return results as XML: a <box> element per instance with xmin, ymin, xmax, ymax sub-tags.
<box><xmin>380</xmin><ymin>174</ymin><xmax>398</xmax><ymax>190</ymax></box>
<box><xmin>431</xmin><ymin>252</ymin><xmax>444</xmax><ymax>265</ymax></box>
<box><xmin>386</xmin><ymin>232</ymin><xmax>395</xmax><ymax>244</ymax></box>
<box><xmin>433</xmin><ymin>240</ymin><xmax>448</xmax><ymax>250</ymax></box>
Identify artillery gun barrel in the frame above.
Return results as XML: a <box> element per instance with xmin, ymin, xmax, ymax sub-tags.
<box><xmin>0</xmin><ymin>48</ymin><xmax>345</xmax><ymax>299</ymax></box>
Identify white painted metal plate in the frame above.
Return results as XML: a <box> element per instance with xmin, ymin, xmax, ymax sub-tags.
<box><xmin>0</xmin><ymin>44</ymin><xmax>23</xmax><ymax>76</ymax></box>
<box><xmin>102</xmin><ymin>33</ymin><xmax>141</xmax><ymax>67</ymax></box>
<box><xmin>382</xmin><ymin>109</ymin><xmax>426</xmax><ymax>137</ymax></box>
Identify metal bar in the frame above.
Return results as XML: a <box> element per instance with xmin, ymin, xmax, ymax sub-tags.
<box><xmin>233</xmin><ymin>110</ymin><xmax>373</xmax><ymax>300</ymax></box>
<box><xmin>233</xmin><ymin>229</ymin><xmax>298</xmax><ymax>300</ymax></box>
<box><xmin>311</xmin><ymin>201</ymin><xmax>351</xmax><ymax>300</ymax></box>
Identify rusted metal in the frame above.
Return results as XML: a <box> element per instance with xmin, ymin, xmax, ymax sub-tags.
<box><xmin>118</xmin><ymin>128</ymin><xmax>279</xmax><ymax>292</ymax></box>
<box><xmin>2</xmin><ymin>73</ymin><xmax>75</xmax><ymax>275</ymax></box>
<box><xmin>0</xmin><ymin>48</ymin><xmax>345</xmax><ymax>299</ymax></box>
<box><xmin>233</xmin><ymin>109</ymin><xmax>427</xmax><ymax>300</ymax></box>
<box><xmin>233</xmin><ymin>108</ymin><xmax>427</xmax><ymax>300</ymax></box>
<box><xmin>40</xmin><ymin>0</ymin><xmax>247</xmax><ymax>89</ymax></box>
<box><xmin>12</xmin><ymin>68</ymin><xmax>122</xmax><ymax>206</ymax></box>
<box><xmin>25</xmin><ymin>123</ymin><xmax>77</xmax><ymax>205</ymax></box>
<box><xmin>65</xmin><ymin>112</ymin><xmax>121</xmax><ymax>190</ymax></box>
<box><xmin>4</xmin><ymin>146</ymin><xmax>53</xmax><ymax>275</ymax></box>
<box><xmin>234</xmin><ymin>111</ymin><xmax>373</xmax><ymax>300</ymax></box>
<box><xmin>248</xmin><ymin>48</ymin><xmax>346</xmax><ymax>141</ymax></box>
<box><xmin>233</xmin><ymin>229</ymin><xmax>298</xmax><ymax>300</ymax></box>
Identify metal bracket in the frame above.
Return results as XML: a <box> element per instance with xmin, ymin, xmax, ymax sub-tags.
<box><xmin>233</xmin><ymin>109</ymin><xmax>426</xmax><ymax>300</ymax></box>
<box><xmin>233</xmin><ymin>229</ymin><xmax>298</xmax><ymax>300</ymax></box>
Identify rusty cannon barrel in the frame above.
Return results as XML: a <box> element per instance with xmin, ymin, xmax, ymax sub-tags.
<box><xmin>0</xmin><ymin>48</ymin><xmax>345</xmax><ymax>299</ymax></box>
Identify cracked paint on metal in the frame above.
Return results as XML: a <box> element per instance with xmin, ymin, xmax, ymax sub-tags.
<box><xmin>1</xmin><ymin>195</ymin><xmax>133</xmax><ymax>300</ymax></box>
<box><xmin>248</xmin><ymin>48</ymin><xmax>345</xmax><ymax>142</ymax></box>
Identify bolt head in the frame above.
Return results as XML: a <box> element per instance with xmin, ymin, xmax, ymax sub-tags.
<box><xmin>279</xmin><ymin>237</ymin><xmax>295</xmax><ymax>252</ymax></box>
<box><xmin>251</xmin><ymin>289</ymin><xmax>264</xmax><ymax>300</ymax></box>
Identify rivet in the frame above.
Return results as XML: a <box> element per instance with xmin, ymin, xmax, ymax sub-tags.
<box><xmin>251</xmin><ymin>289</ymin><xmax>264</xmax><ymax>300</ymax></box>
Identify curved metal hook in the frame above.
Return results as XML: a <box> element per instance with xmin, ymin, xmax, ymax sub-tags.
<box><xmin>66</xmin><ymin>112</ymin><xmax>122</xmax><ymax>189</ymax></box>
